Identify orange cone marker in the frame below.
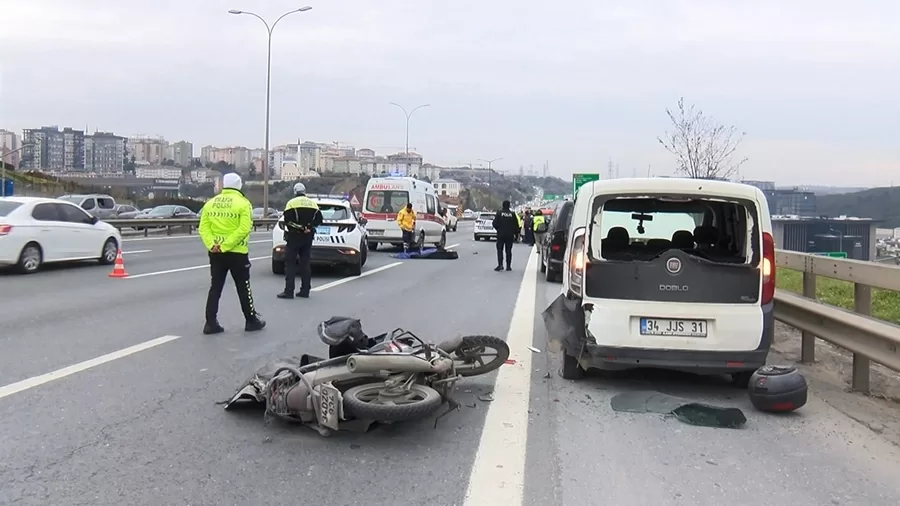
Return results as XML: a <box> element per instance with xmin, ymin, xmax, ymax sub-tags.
<box><xmin>108</xmin><ymin>249</ymin><xmax>129</xmax><ymax>278</ymax></box>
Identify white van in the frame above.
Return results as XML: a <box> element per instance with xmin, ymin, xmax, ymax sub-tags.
<box><xmin>550</xmin><ymin>178</ymin><xmax>775</xmax><ymax>387</ymax></box>
<box><xmin>361</xmin><ymin>177</ymin><xmax>448</xmax><ymax>250</ymax></box>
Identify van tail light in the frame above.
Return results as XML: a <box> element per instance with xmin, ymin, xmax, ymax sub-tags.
<box><xmin>551</xmin><ymin>243</ymin><xmax>561</xmax><ymax>252</ymax></box>
<box><xmin>0</xmin><ymin>224</ymin><xmax>11</xmax><ymax>236</ymax></box>
<box><xmin>761</xmin><ymin>231</ymin><xmax>776</xmax><ymax>305</ymax></box>
<box><xmin>569</xmin><ymin>228</ymin><xmax>587</xmax><ymax>296</ymax></box>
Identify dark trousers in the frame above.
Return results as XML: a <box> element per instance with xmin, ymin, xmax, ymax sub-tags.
<box><xmin>284</xmin><ymin>234</ymin><xmax>314</xmax><ymax>294</ymax></box>
<box><xmin>496</xmin><ymin>237</ymin><xmax>514</xmax><ymax>267</ymax></box>
<box><xmin>402</xmin><ymin>230</ymin><xmax>414</xmax><ymax>249</ymax></box>
<box><xmin>523</xmin><ymin>228</ymin><xmax>535</xmax><ymax>245</ymax></box>
<box><xmin>206</xmin><ymin>252</ymin><xmax>257</xmax><ymax>322</ymax></box>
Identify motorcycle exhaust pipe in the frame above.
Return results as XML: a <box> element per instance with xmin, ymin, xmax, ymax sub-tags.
<box><xmin>347</xmin><ymin>354</ymin><xmax>451</xmax><ymax>374</ymax></box>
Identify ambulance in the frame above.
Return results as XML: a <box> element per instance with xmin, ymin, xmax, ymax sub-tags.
<box><xmin>361</xmin><ymin>176</ymin><xmax>448</xmax><ymax>250</ymax></box>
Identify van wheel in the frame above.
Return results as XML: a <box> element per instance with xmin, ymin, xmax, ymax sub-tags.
<box><xmin>474</xmin><ymin>235</ymin><xmax>480</xmax><ymax>241</ymax></box>
<box><xmin>436</xmin><ymin>231</ymin><xmax>446</xmax><ymax>249</ymax></box>
<box><xmin>368</xmin><ymin>241</ymin><xmax>379</xmax><ymax>251</ymax></box>
<box><xmin>561</xmin><ymin>351</ymin><xmax>585</xmax><ymax>380</ymax></box>
<box><xmin>272</xmin><ymin>259</ymin><xmax>285</xmax><ymax>275</ymax></box>
<box><xmin>545</xmin><ymin>262</ymin><xmax>560</xmax><ymax>282</ymax></box>
<box><xmin>360</xmin><ymin>242</ymin><xmax>368</xmax><ymax>266</ymax></box>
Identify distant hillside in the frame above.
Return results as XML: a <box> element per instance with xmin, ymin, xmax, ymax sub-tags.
<box><xmin>816</xmin><ymin>187</ymin><xmax>900</xmax><ymax>227</ymax></box>
<box><xmin>799</xmin><ymin>185</ymin><xmax>870</xmax><ymax>196</ymax></box>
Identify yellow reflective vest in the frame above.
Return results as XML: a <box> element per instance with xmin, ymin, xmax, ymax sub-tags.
<box><xmin>199</xmin><ymin>188</ymin><xmax>253</xmax><ymax>253</ymax></box>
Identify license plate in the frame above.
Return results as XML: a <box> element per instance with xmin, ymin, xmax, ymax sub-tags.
<box><xmin>316</xmin><ymin>226</ymin><xmax>331</xmax><ymax>235</ymax></box>
<box><xmin>369</xmin><ymin>230</ymin><xmax>384</xmax><ymax>236</ymax></box>
<box><xmin>318</xmin><ymin>383</ymin><xmax>343</xmax><ymax>431</ymax></box>
<box><xmin>314</xmin><ymin>236</ymin><xmax>332</xmax><ymax>243</ymax></box>
<box><xmin>640</xmin><ymin>318</ymin><xmax>708</xmax><ymax>337</ymax></box>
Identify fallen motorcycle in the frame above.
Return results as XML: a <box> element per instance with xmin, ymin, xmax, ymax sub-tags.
<box><xmin>222</xmin><ymin>316</ymin><xmax>510</xmax><ymax>436</ymax></box>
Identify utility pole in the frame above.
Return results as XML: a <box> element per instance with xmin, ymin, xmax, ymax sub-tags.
<box><xmin>389</xmin><ymin>102</ymin><xmax>430</xmax><ymax>154</ymax></box>
<box><xmin>607</xmin><ymin>159</ymin><xmax>614</xmax><ymax>179</ymax></box>
<box><xmin>478</xmin><ymin>158</ymin><xmax>502</xmax><ymax>188</ymax></box>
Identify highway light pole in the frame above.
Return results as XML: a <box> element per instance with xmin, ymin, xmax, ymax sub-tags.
<box><xmin>478</xmin><ymin>158</ymin><xmax>502</xmax><ymax>188</ymax></box>
<box><xmin>1</xmin><ymin>144</ymin><xmax>33</xmax><ymax>197</ymax></box>
<box><xmin>229</xmin><ymin>5</ymin><xmax>312</xmax><ymax>213</ymax></box>
<box><xmin>389</xmin><ymin>102</ymin><xmax>430</xmax><ymax>154</ymax></box>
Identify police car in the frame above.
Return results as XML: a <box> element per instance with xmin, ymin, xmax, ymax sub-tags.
<box><xmin>271</xmin><ymin>194</ymin><xmax>369</xmax><ymax>276</ymax></box>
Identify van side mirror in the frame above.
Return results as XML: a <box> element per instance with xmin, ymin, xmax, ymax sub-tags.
<box><xmin>359</xmin><ymin>217</ymin><xmax>368</xmax><ymax>226</ymax></box>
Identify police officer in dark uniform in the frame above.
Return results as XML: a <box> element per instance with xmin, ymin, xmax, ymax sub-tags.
<box><xmin>492</xmin><ymin>200</ymin><xmax>520</xmax><ymax>271</ymax></box>
<box><xmin>277</xmin><ymin>183</ymin><xmax>323</xmax><ymax>299</ymax></box>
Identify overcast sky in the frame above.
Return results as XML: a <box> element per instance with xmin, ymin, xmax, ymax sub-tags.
<box><xmin>1</xmin><ymin>0</ymin><xmax>897</xmax><ymax>187</ymax></box>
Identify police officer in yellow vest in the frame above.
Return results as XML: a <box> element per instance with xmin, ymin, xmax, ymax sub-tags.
<box><xmin>277</xmin><ymin>182</ymin><xmax>323</xmax><ymax>299</ymax></box>
<box><xmin>199</xmin><ymin>173</ymin><xmax>266</xmax><ymax>335</ymax></box>
<box><xmin>532</xmin><ymin>209</ymin><xmax>546</xmax><ymax>247</ymax></box>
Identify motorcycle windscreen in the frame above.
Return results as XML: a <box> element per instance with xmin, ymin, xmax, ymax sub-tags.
<box><xmin>222</xmin><ymin>356</ymin><xmax>307</xmax><ymax>410</ymax></box>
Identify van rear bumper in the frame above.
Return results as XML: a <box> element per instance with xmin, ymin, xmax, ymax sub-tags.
<box><xmin>576</xmin><ymin>345</ymin><xmax>769</xmax><ymax>374</ymax></box>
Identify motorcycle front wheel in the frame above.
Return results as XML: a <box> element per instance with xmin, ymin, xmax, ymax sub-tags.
<box><xmin>343</xmin><ymin>382</ymin><xmax>442</xmax><ymax>422</ymax></box>
<box><xmin>452</xmin><ymin>335</ymin><xmax>511</xmax><ymax>377</ymax></box>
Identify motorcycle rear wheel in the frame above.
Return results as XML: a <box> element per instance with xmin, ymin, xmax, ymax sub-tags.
<box><xmin>343</xmin><ymin>382</ymin><xmax>442</xmax><ymax>422</ymax></box>
<box><xmin>453</xmin><ymin>335</ymin><xmax>510</xmax><ymax>377</ymax></box>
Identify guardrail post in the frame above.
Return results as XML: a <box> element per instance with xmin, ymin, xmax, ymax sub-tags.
<box><xmin>143</xmin><ymin>227</ymin><xmax>149</xmax><ymax>237</ymax></box>
<box><xmin>852</xmin><ymin>283</ymin><xmax>872</xmax><ymax>393</ymax></box>
<box><xmin>800</xmin><ymin>270</ymin><xmax>817</xmax><ymax>363</ymax></box>
<box><xmin>166</xmin><ymin>225</ymin><xmax>172</xmax><ymax>236</ymax></box>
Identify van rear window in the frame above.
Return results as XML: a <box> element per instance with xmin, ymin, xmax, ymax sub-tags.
<box><xmin>366</xmin><ymin>191</ymin><xmax>409</xmax><ymax>213</ymax></box>
<box><xmin>589</xmin><ymin>195</ymin><xmax>759</xmax><ymax>266</ymax></box>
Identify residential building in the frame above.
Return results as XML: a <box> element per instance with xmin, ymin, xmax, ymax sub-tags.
<box><xmin>357</xmin><ymin>148</ymin><xmax>375</xmax><ymax>159</ymax></box>
<box><xmin>433</xmin><ymin>178</ymin><xmax>461</xmax><ymax>197</ymax></box>
<box><xmin>136</xmin><ymin>166</ymin><xmax>183</xmax><ymax>179</ymax></box>
<box><xmin>22</xmin><ymin>126</ymin><xmax>76</xmax><ymax>171</ymax></box>
<box><xmin>281</xmin><ymin>159</ymin><xmax>302</xmax><ymax>180</ymax></box>
<box><xmin>298</xmin><ymin>142</ymin><xmax>321</xmax><ymax>173</ymax></box>
<box><xmin>382</xmin><ymin>152</ymin><xmax>424</xmax><ymax>178</ymax></box>
<box><xmin>85</xmin><ymin>131</ymin><xmax>126</xmax><ymax>174</ymax></box>
<box><xmin>361</xmin><ymin>156</ymin><xmax>391</xmax><ymax>176</ymax></box>
<box><xmin>332</xmin><ymin>156</ymin><xmax>362</xmax><ymax>174</ymax></box>
<box><xmin>190</xmin><ymin>169</ymin><xmax>211</xmax><ymax>183</ymax></box>
<box><xmin>165</xmin><ymin>140</ymin><xmax>193</xmax><ymax>167</ymax></box>
<box><xmin>128</xmin><ymin>135</ymin><xmax>167</xmax><ymax>164</ymax></box>
<box><xmin>0</xmin><ymin>129</ymin><xmax>21</xmax><ymax>167</ymax></box>
<box><xmin>766</xmin><ymin>188</ymin><xmax>817</xmax><ymax>216</ymax></box>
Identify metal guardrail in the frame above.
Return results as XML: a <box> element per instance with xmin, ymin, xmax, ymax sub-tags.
<box><xmin>107</xmin><ymin>218</ymin><xmax>280</xmax><ymax>237</ymax></box>
<box><xmin>775</xmin><ymin>249</ymin><xmax>900</xmax><ymax>394</ymax></box>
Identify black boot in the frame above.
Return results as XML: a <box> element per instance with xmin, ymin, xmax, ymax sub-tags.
<box><xmin>506</xmin><ymin>265</ymin><xmax>512</xmax><ymax>271</ymax></box>
<box><xmin>494</xmin><ymin>265</ymin><xmax>503</xmax><ymax>271</ymax></box>
<box><xmin>277</xmin><ymin>291</ymin><xmax>294</xmax><ymax>299</ymax></box>
<box><xmin>245</xmin><ymin>314</ymin><xmax>266</xmax><ymax>332</ymax></box>
<box><xmin>203</xmin><ymin>320</ymin><xmax>225</xmax><ymax>335</ymax></box>
<box><xmin>296</xmin><ymin>291</ymin><xmax>310</xmax><ymax>298</ymax></box>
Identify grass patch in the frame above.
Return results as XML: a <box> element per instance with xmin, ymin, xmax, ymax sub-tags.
<box><xmin>777</xmin><ymin>268</ymin><xmax>900</xmax><ymax>324</ymax></box>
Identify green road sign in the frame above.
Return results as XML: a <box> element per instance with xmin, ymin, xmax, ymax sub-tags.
<box><xmin>814</xmin><ymin>251</ymin><xmax>848</xmax><ymax>258</ymax></box>
<box><xmin>572</xmin><ymin>173</ymin><xmax>600</xmax><ymax>195</ymax></box>
<box><xmin>543</xmin><ymin>193</ymin><xmax>561</xmax><ymax>201</ymax></box>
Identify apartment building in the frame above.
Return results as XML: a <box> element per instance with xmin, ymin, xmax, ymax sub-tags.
<box><xmin>165</xmin><ymin>140</ymin><xmax>194</xmax><ymax>167</ymax></box>
<box><xmin>0</xmin><ymin>129</ymin><xmax>21</xmax><ymax>167</ymax></box>
<box><xmin>136</xmin><ymin>165</ymin><xmax>182</xmax><ymax>179</ymax></box>
<box><xmin>22</xmin><ymin>126</ymin><xmax>83</xmax><ymax>171</ymax></box>
<box><xmin>128</xmin><ymin>135</ymin><xmax>167</xmax><ymax>164</ymax></box>
<box><xmin>85</xmin><ymin>131</ymin><xmax>126</xmax><ymax>174</ymax></box>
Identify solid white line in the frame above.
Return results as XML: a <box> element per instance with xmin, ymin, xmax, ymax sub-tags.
<box><xmin>0</xmin><ymin>335</ymin><xmax>182</xmax><ymax>400</ymax></box>
<box><xmin>311</xmin><ymin>262</ymin><xmax>403</xmax><ymax>292</ymax></box>
<box><xmin>463</xmin><ymin>250</ymin><xmax>538</xmax><ymax>506</ymax></box>
<box><xmin>445</xmin><ymin>243</ymin><xmax>460</xmax><ymax>249</ymax></box>
<box><xmin>125</xmin><ymin>255</ymin><xmax>270</xmax><ymax>279</ymax></box>
<box><xmin>122</xmin><ymin>249</ymin><xmax>152</xmax><ymax>255</ymax></box>
<box><xmin>249</xmin><ymin>239</ymin><xmax>270</xmax><ymax>244</ymax></box>
<box><xmin>122</xmin><ymin>231</ymin><xmax>269</xmax><ymax>243</ymax></box>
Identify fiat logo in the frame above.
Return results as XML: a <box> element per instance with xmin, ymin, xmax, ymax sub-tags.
<box><xmin>666</xmin><ymin>257</ymin><xmax>682</xmax><ymax>274</ymax></box>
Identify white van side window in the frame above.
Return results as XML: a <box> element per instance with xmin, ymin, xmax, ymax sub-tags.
<box><xmin>366</xmin><ymin>190</ymin><xmax>409</xmax><ymax>213</ymax></box>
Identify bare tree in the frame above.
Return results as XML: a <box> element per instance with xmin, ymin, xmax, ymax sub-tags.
<box><xmin>657</xmin><ymin>97</ymin><xmax>748</xmax><ymax>179</ymax></box>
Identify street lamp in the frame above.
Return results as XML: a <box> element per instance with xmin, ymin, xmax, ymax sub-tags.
<box><xmin>229</xmin><ymin>5</ymin><xmax>312</xmax><ymax>213</ymax></box>
<box><xmin>478</xmin><ymin>158</ymin><xmax>502</xmax><ymax>188</ymax></box>
<box><xmin>389</xmin><ymin>102</ymin><xmax>430</xmax><ymax>155</ymax></box>
<box><xmin>1</xmin><ymin>144</ymin><xmax>34</xmax><ymax>197</ymax></box>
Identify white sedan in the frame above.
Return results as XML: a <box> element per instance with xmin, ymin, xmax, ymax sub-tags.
<box><xmin>0</xmin><ymin>196</ymin><xmax>123</xmax><ymax>274</ymax></box>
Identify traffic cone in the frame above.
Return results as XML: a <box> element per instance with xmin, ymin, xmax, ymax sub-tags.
<box><xmin>108</xmin><ymin>249</ymin><xmax>129</xmax><ymax>278</ymax></box>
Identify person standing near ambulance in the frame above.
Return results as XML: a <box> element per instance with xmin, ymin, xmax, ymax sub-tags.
<box><xmin>396</xmin><ymin>202</ymin><xmax>416</xmax><ymax>252</ymax></box>
<box><xmin>278</xmin><ymin>182</ymin><xmax>323</xmax><ymax>299</ymax></box>
<box><xmin>198</xmin><ymin>173</ymin><xmax>266</xmax><ymax>335</ymax></box>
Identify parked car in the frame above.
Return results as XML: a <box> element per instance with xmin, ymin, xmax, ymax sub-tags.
<box><xmin>441</xmin><ymin>205</ymin><xmax>459</xmax><ymax>232</ymax></box>
<box><xmin>555</xmin><ymin>178</ymin><xmax>775</xmax><ymax>387</ymax></box>
<box><xmin>473</xmin><ymin>212</ymin><xmax>497</xmax><ymax>241</ymax></box>
<box><xmin>0</xmin><ymin>196</ymin><xmax>123</xmax><ymax>274</ymax></box>
<box><xmin>57</xmin><ymin>194</ymin><xmax>118</xmax><ymax>220</ymax></box>
<box><xmin>537</xmin><ymin>199</ymin><xmax>574</xmax><ymax>282</ymax></box>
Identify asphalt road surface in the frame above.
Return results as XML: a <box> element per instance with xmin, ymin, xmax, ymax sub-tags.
<box><xmin>2</xmin><ymin>221</ymin><xmax>900</xmax><ymax>505</ymax></box>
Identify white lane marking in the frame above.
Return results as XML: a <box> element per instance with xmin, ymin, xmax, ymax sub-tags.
<box><xmin>446</xmin><ymin>243</ymin><xmax>460</xmax><ymax>249</ymax></box>
<box><xmin>463</xmin><ymin>250</ymin><xmax>537</xmax><ymax>506</ymax></box>
<box><xmin>125</xmin><ymin>255</ymin><xmax>270</xmax><ymax>279</ymax></box>
<box><xmin>311</xmin><ymin>262</ymin><xmax>403</xmax><ymax>292</ymax></box>
<box><xmin>0</xmin><ymin>335</ymin><xmax>182</xmax><ymax>400</ymax></box>
<box><xmin>122</xmin><ymin>249</ymin><xmax>151</xmax><ymax>255</ymax></box>
<box><xmin>249</xmin><ymin>239</ymin><xmax>270</xmax><ymax>244</ymax></box>
<box><xmin>123</xmin><ymin>231</ymin><xmax>270</xmax><ymax>243</ymax></box>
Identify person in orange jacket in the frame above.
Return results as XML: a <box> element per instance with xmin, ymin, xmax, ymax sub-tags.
<box><xmin>396</xmin><ymin>203</ymin><xmax>416</xmax><ymax>251</ymax></box>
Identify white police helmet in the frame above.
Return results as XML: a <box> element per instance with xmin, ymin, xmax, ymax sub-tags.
<box><xmin>293</xmin><ymin>182</ymin><xmax>306</xmax><ymax>195</ymax></box>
